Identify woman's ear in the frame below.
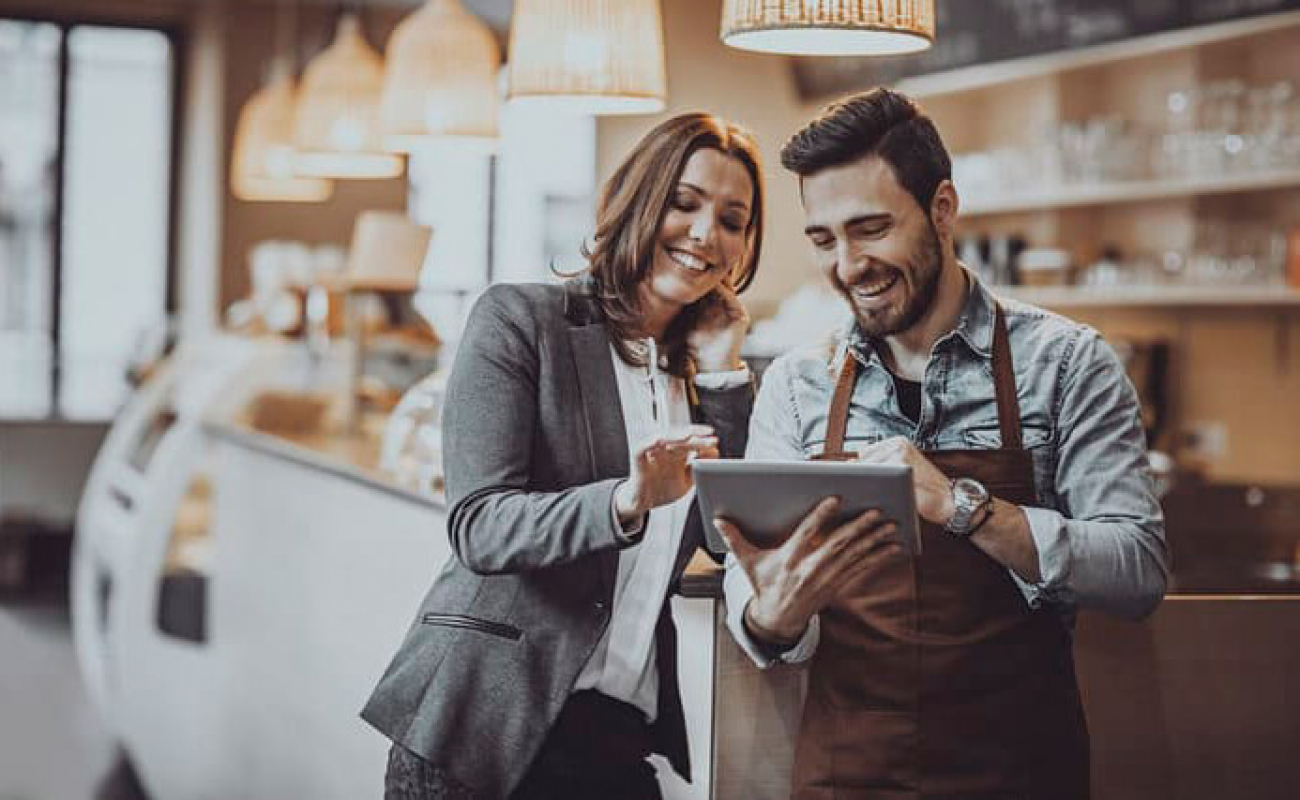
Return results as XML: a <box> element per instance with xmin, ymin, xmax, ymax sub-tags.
<box><xmin>929</xmin><ymin>180</ymin><xmax>959</xmax><ymax>239</ymax></box>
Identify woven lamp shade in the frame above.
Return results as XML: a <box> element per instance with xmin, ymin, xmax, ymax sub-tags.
<box><xmin>230</xmin><ymin>64</ymin><xmax>333</xmax><ymax>202</ymax></box>
<box><xmin>294</xmin><ymin>14</ymin><xmax>404</xmax><ymax>179</ymax></box>
<box><xmin>344</xmin><ymin>211</ymin><xmax>432</xmax><ymax>292</ymax></box>
<box><xmin>507</xmin><ymin>0</ymin><xmax>666</xmax><ymax>115</ymax></box>
<box><xmin>381</xmin><ymin>0</ymin><xmax>501</xmax><ymax>152</ymax></box>
<box><xmin>721</xmin><ymin>0</ymin><xmax>935</xmax><ymax>56</ymax></box>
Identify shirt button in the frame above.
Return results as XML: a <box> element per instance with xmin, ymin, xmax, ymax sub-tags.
<box><xmin>593</xmin><ymin>601</ymin><xmax>606</xmax><ymax>615</ymax></box>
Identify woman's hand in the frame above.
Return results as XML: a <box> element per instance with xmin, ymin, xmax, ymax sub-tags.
<box><xmin>688</xmin><ymin>284</ymin><xmax>749</xmax><ymax>373</ymax></box>
<box><xmin>614</xmin><ymin>424</ymin><xmax>719</xmax><ymax>523</ymax></box>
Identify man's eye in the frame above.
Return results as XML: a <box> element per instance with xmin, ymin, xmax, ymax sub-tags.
<box><xmin>810</xmin><ymin>237</ymin><xmax>835</xmax><ymax>250</ymax></box>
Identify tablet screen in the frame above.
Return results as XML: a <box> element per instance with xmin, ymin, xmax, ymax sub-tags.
<box><xmin>694</xmin><ymin>459</ymin><xmax>921</xmax><ymax>554</ymax></box>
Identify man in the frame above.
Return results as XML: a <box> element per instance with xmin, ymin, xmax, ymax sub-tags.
<box><xmin>715</xmin><ymin>88</ymin><xmax>1169</xmax><ymax>799</ymax></box>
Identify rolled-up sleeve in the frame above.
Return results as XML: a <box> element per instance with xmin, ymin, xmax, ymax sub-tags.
<box><xmin>724</xmin><ymin>554</ymin><xmax>820</xmax><ymax>666</ymax></box>
<box><xmin>720</xmin><ymin>356</ymin><xmax>823</xmax><ymax>666</ymax></box>
<box><xmin>1018</xmin><ymin>330</ymin><xmax>1170</xmax><ymax>619</ymax></box>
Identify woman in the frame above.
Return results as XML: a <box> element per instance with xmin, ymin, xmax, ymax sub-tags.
<box><xmin>362</xmin><ymin>113</ymin><xmax>765</xmax><ymax>800</ymax></box>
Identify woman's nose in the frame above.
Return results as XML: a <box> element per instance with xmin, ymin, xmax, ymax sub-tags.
<box><xmin>688</xmin><ymin>212</ymin><xmax>715</xmax><ymax>245</ymax></box>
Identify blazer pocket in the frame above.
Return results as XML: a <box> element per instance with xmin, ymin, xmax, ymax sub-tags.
<box><xmin>420</xmin><ymin>613</ymin><xmax>523</xmax><ymax>641</ymax></box>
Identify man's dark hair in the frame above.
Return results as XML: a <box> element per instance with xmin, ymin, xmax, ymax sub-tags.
<box><xmin>780</xmin><ymin>87</ymin><xmax>952</xmax><ymax>213</ymax></box>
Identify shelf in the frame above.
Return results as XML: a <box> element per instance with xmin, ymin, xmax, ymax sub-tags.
<box><xmin>999</xmin><ymin>285</ymin><xmax>1300</xmax><ymax>309</ymax></box>
<box><xmin>896</xmin><ymin>10</ymin><xmax>1300</xmax><ymax>100</ymax></box>
<box><xmin>961</xmin><ymin>168</ymin><xmax>1300</xmax><ymax>217</ymax></box>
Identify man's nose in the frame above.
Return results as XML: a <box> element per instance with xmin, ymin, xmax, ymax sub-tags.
<box><xmin>836</xmin><ymin>241</ymin><xmax>867</xmax><ymax>283</ymax></box>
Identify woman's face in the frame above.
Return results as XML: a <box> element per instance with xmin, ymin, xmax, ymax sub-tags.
<box><xmin>643</xmin><ymin>147</ymin><xmax>755</xmax><ymax>313</ymax></box>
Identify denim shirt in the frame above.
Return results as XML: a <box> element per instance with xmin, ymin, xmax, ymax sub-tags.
<box><xmin>724</xmin><ymin>272</ymin><xmax>1170</xmax><ymax>666</ymax></box>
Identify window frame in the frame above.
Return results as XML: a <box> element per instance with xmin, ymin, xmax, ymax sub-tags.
<box><xmin>1</xmin><ymin>11</ymin><xmax>183</xmax><ymax>420</ymax></box>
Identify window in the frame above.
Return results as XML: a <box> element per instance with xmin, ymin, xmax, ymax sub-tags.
<box><xmin>405</xmin><ymin>99</ymin><xmax>595</xmax><ymax>344</ymax></box>
<box><xmin>0</xmin><ymin>19</ymin><xmax>177</xmax><ymax>420</ymax></box>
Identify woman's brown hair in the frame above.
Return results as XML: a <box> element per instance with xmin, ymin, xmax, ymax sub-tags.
<box><xmin>580</xmin><ymin>113</ymin><xmax>764</xmax><ymax>377</ymax></box>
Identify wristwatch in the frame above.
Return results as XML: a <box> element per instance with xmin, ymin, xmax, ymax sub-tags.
<box><xmin>945</xmin><ymin>477</ymin><xmax>991</xmax><ymax>537</ymax></box>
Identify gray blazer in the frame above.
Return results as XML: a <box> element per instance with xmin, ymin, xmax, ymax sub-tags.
<box><xmin>361</xmin><ymin>280</ymin><xmax>753</xmax><ymax>799</ymax></box>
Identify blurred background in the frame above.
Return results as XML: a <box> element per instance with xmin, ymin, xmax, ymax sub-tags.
<box><xmin>2</xmin><ymin>1</ymin><xmax>1300</xmax><ymax>798</ymax></box>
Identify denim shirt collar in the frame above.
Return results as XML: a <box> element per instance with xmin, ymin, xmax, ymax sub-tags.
<box><xmin>841</xmin><ymin>265</ymin><xmax>996</xmax><ymax>371</ymax></box>
<box><xmin>951</xmin><ymin>268</ymin><xmax>997</xmax><ymax>360</ymax></box>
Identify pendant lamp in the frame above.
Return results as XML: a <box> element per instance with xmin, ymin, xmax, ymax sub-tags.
<box><xmin>229</xmin><ymin>0</ymin><xmax>332</xmax><ymax>202</ymax></box>
<box><xmin>294</xmin><ymin>13</ymin><xmax>404</xmax><ymax>179</ymax></box>
<box><xmin>721</xmin><ymin>0</ymin><xmax>936</xmax><ymax>56</ymax></box>
<box><xmin>380</xmin><ymin>0</ymin><xmax>501</xmax><ymax>152</ymax></box>
<box><xmin>507</xmin><ymin>0</ymin><xmax>666</xmax><ymax>115</ymax></box>
<box><xmin>231</xmin><ymin>62</ymin><xmax>333</xmax><ymax>203</ymax></box>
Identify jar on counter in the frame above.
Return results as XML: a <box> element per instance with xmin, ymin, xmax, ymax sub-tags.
<box><xmin>1017</xmin><ymin>248</ymin><xmax>1074</xmax><ymax>287</ymax></box>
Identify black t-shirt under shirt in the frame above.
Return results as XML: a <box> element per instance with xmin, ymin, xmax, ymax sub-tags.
<box><xmin>891</xmin><ymin>372</ymin><xmax>922</xmax><ymax>425</ymax></box>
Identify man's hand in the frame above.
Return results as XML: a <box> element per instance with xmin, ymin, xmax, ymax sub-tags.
<box><xmin>614</xmin><ymin>425</ymin><xmax>719</xmax><ymax>524</ymax></box>
<box><xmin>714</xmin><ymin>497</ymin><xmax>901</xmax><ymax>644</ymax></box>
<box><xmin>855</xmin><ymin>436</ymin><xmax>954</xmax><ymax>527</ymax></box>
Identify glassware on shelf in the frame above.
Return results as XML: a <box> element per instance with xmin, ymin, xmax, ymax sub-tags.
<box><xmin>952</xmin><ymin>75</ymin><xmax>1300</xmax><ymax>208</ymax></box>
<box><xmin>1156</xmin><ymin>79</ymin><xmax>1300</xmax><ymax>179</ymax></box>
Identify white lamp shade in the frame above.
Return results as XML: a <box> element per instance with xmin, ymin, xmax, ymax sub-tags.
<box><xmin>294</xmin><ymin>13</ymin><xmax>404</xmax><ymax>179</ymax></box>
<box><xmin>230</xmin><ymin>69</ymin><xmax>333</xmax><ymax>202</ymax></box>
<box><xmin>721</xmin><ymin>0</ymin><xmax>936</xmax><ymax>56</ymax></box>
<box><xmin>380</xmin><ymin>0</ymin><xmax>501</xmax><ymax>152</ymax></box>
<box><xmin>506</xmin><ymin>0</ymin><xmax>666</xmax><ymax>116</ymax></box>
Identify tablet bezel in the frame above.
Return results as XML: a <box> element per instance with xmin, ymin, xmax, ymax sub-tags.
<box><xmin>693</xmin><ymin>459</ymin><xmax>922</xmax><ymax>555</ymax></box>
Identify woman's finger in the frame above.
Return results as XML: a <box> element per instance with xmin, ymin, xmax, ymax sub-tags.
<box><xmin>687</xmin><ymin>445</ymin><xmax>721</xmax><ymax>462</ymax></box>
<box><xmin>660</xmin><ymin>437</ymin><xmax>719</xmax><ymax>455</ymax></box>
<box><xmin>659</xmin><ymin>424</ymin><xmax>715</xmax><ymax>443</ymax></box>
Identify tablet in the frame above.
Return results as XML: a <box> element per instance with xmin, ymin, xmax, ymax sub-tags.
<box><xmin>693</xmin><ymin>459</ymin><xmax>921</xmax><ymax>555</ymax></box>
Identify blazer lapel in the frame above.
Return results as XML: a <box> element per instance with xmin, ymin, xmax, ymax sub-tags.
<box><xmin>567</xmin><ymin>323</ymin><xmax>630</xmax><ymax>483</ymax></box>
<box><xmin>565</xmin><ymin>297</ymin><xmax>629</xmax><ymax>595</ymax></box>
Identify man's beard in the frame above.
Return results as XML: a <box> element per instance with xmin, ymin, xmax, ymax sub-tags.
<box><xmin>837</xmin><ymin>220</ymin><xmax>943</xmax><ymax>340</ymax></box>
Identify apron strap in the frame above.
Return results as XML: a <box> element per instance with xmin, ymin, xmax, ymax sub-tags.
<box><xmin>991</xmin><ymin>304</ymin><xmax>1024</xmax><ymax>451</ymax></box>
<box><xmin>819</xmin><ymin>351</ymin><xmax>859</xmax><ymax>459</ymax></box>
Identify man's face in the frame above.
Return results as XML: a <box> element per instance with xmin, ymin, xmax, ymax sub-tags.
<box><xmin>800</xmin><ymin>156</ymin><xmax>943</xmax><ymax>339</ymax></box>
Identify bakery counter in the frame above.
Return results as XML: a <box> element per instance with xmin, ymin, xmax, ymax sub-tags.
<box><xmin>203</xmin><ymin>413</ymin><xmax>445</xmax><ymax>512</ymax></box>
<box><xmin>134</xmin><ymin>413</ymin><xmax>716</xmax><ymax>800</ymax></box>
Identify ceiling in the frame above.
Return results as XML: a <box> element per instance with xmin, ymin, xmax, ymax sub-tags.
<box><xmin>277</xmin><ymin>0</ymin><xmax>513</xmax><ymax>33</ymax></box>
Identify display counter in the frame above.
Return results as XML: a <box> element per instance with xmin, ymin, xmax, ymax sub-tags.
<box><xmin>199</xmin><ymin>416</ymin><xmax>721</xmax><ymax>800</ymax></box>
<box><xmin>74</xmin><ymin>337</ymin><xmax>1300</xmax><ymax>800</ymax></box>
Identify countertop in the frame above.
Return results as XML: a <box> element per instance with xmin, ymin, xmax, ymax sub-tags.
<box><xmin>203</xmin><ymin>414</ymin><xmax>446</xmax><ymax>512</ymax></box>
<box><xmin>202</xmin><ymin>413</ymin><xmax>729</xmax><ymax>598</ymax></box>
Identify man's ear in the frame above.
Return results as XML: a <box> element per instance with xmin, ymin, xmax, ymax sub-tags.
<box><xmin>929</xmin><ymin>179</ymin><xmax>959</xmax><ymax>238</ymax></box>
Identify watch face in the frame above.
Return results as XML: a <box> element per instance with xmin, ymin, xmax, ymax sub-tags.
<box><xmin>947</xmin><ymin>477</ymin><xmax>988</xmax><ymax>535</ymax></box>
<box><xmin>954</xmin><ymin>477</ymin><xmax>987</xmax><ymax>507</ymax></box>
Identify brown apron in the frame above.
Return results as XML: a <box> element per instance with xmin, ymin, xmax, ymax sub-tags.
<box><xmin>795</xmin><ymin>307</ymin><xmax>1089</xmax><ymax>800</ymax></box>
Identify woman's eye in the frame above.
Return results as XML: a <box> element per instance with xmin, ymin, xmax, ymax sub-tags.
<box><xmin>721</xmin><ymin>216</ymin><xmax>746</xmax><ymax>232</ymax></box>
<box><xmin>672</xmin><ymin>194</ymin><xmax>696</xmax><ymax>211</ymax></box>
<box><xmin>811</xmin><ymin>237</ymin><xmax>835</xmax><ymax>250</ymax></box>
